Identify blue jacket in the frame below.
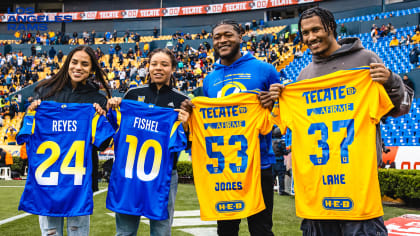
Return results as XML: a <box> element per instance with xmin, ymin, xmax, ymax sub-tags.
<box><xmin>203</xmin><ymin>52</ymin><xmax>280</xmax><ymax>168</ymax></box>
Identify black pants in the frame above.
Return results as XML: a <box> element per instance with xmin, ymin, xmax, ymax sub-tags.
<box><xmin>217</xmin><ymin>167</ymin><xmax>274</xmax><ymax>236</ymax></box>
<box><xmin>272</xmin><ymin>169</ymin><xmax>285</xmax><ymax>193</ymax></box>
<box><xmin>301</xmin><ymin>216</ymin><xmax>388</xmax><ymax>236</ymax></box>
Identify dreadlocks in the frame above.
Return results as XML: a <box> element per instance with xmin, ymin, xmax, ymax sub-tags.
<box><xmin>298</xmin><ymin>7</ymin><xmax>337</xmax><ymax>41</ymax></box>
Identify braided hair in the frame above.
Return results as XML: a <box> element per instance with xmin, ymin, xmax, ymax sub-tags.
<box><xmin>298</xmin><ymin>7</ymin><xmax>337</xmax><ymax>42</ymax></box>
<box><xmin>212</xmin><ymin>19</ymin><xmax>241</xmax><ymax>34</ymax></box>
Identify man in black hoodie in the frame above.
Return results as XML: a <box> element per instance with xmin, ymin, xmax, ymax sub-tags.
<box><xmin>270</xmin><ymin>7</ymin><xmax>407</xmax><ymax>236</ymax></box>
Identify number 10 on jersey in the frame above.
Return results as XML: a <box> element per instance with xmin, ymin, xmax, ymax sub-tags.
<box><xmin>124</xmin><ymin>135</ymin><xmax>162</xmax><ymax>181</ymax></box>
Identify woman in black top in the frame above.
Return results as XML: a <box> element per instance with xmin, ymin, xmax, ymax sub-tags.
<box><xmin>28</xmin><ymin>45</ymin><xmax>111</xmax><ymax>236</ymax></box>
<box><xmin>107</xmin><ymin>48</ymin><xmax>189</xmax><ymax>236</ymax></box>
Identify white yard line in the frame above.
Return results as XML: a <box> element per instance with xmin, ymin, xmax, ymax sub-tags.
<box><xmin>0</xmin><ymin>188</ymin><xmax>108</xmax><ymax>226</ymax></box>
<box><xmin>93</xmin><ymin>188</ymin><xmax>108</xmax><ymax>196</ymax></box>
<box><xmin>0</xmin><ymin>213</ymin><xmax>31</xmax><ymax>226</ymax></box>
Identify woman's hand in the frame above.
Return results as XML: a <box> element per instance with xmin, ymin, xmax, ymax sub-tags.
<box><xmin>28</xmin><ymin>99</ymin><xmax>41</xmax><ymax>111</ymax></box>
<box><xmin>107</xmin><ymin>97</ymin><xmax>122</xmax><ymax>110</ymax></box>
<box><xmin>175</xmin><ymin>108</ymin><xmax>190</xmax><ymax>123</ymax></box>
<box><xmin>93</xmin><ymin>103</ymin><xmax>106</xmax><ymax>116</ymax></box>
<box><xmin>175</xmin><ymin>108</ymin><xmax>190</xmax><ymax>132</ymax></box>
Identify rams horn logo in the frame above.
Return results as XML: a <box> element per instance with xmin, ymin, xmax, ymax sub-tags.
<box><xmin>218</xmin><ymin>81</ymin><xmax>247</xmax><ymax>97</ymax></box>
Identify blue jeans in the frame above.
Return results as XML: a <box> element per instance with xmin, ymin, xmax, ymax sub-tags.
<box><xmin>39</xmin><ymin>215</ymin><xmax>90</xmax><ymax>236</ymax></box>
<box><xmin>115</xmin><ymin>170</ymin><xmax>178</xmax><ymax>236</ymax></box>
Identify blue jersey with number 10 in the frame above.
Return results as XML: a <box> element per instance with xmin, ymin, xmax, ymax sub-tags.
<box><xmin>106</xmin><ymin>100</ymin><xmax>187</xmax><ymax>220</ymax></box>
<box><xmin>16</xmin><ymin>101</ymin><xmax>114</xmax><ymax>216</ymax></box>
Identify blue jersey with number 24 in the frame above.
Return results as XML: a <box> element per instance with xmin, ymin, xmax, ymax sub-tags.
<box><xmin>17</xmin><ymin>101</ymin><xmax>114</xmax><ymax>217</ymax></box>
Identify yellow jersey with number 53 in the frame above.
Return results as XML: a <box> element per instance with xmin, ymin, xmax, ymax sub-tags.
<box><xmin>17</xmin><ymin>101</ymin><xmax>114</xmax><ymax>217</ymax></box>
<box><xmin>272</xmin><ymin>67</ymin><xmax>394</xmax><ymax>220</ymax></box>
<box><xmin>189</xmin><ymin>92</ymin><xmax>273</xmax><ymax>221</ymax></box>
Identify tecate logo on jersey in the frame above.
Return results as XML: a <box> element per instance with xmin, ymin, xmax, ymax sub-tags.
<box><xmin>216</xmin><ymin>200</ymin><xmax>245</xmax><ymax>212</ymax></box>
<box><xmin>302</xmin><ymin>85</ymin><xmax>356</xmax><ymax>104</ymax></box>
<box><xmin>199</xmin><ymin>106</ymin><xmax>247</xmax><ymax>119</ymax></box>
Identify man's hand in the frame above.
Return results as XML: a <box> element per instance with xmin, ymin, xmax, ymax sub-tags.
<box><xmin>269</xmin><ymin>83</ymin><xmax>284</xmax><ymax>101</ymax></box>
<box><xmin>180</xmin><ymin>99</ymin><xmax>194</xmax><ymax>114</ymax></box>
<box><xmin>258</xmin><ymin>91</ymin><xmax>274</xmax><ymax>109</ymax></box>
<box><xmin>370</xmin><ymin>63</ymin><xmax>391</xmax><ymax>84</ymax></box>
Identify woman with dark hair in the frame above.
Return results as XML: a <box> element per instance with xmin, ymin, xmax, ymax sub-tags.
<box><xmin>107</xmin><ymin>48</ymin><xmax>190</xmax><ymax>236</ymax></box>
<box><xmin>28</xmin><ymin>45</ymin><xmax>112</xmax><ymax>236</ymax></box>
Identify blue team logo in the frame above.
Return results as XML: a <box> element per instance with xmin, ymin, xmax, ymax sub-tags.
<box><xmin>322</xmin><ymin>197</ymin><xmax>353</xmax><ymax>211</ymax></box>
<box><xmin>216</xmin><ymin>200</ymin><xmax>245</xmax><ymax>212</ymax></box>
<box><xmin>61</xmin><ymin>104</ymin><xmax>67</xmax><ymax>108</ymax></box>
<box><xmin>218</xmin><ymin>81</ymin><xmax>247</xmax><ymax>98</ymax></box>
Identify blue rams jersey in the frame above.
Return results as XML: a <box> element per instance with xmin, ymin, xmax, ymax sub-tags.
<box><xmin>106</xmin><ymin>100</ymin><xmax>187</xmax><ymax>220</ymax></box>
<box><xmin>16</xmin><ymin>101</ymin><xmax>114</xmax><ymax>216</ymax></box>
<box><xmin>203</xmin><ymin>52</ymin><xmax>280</xmax><ymax>167</ymax></box>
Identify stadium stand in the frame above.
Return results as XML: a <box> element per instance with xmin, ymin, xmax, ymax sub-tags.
<box><xmin>336</xmin><ymin>6</ymin><xmax>420</xmax><ymax>24</ymax></box>
<box><xmin>0</xmin><ymin>2</ymin><xmax>418</xmax><ymax>150</ymax></box>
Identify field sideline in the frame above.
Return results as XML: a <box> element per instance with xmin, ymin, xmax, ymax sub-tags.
<box><xmin>1</xmin><ymin>180</ymin><xmax>419</xmax><ymax>236</ymax></box>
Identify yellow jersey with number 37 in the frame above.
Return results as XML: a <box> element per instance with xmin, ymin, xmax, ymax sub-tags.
<box><xmin>189</xmin><ymin>92</ymin><xmax>273</xmax><ymax>221</ymax></box>
<box><xmin>272</xmin><ymin>67</ymin><xmax>393</xmax><ymax>220</ymax></box>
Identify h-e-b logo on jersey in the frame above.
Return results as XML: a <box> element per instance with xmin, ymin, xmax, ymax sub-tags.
<box><xmin>216</xmin><ymin>200</ymin><xmax>245</xmax><ymax>213</ymax></box>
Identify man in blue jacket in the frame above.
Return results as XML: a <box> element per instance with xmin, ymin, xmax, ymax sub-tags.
<box><xmin>182</xmin><ymin>19</ymin><xmax>279</xmax><ymax>236</ymax></box>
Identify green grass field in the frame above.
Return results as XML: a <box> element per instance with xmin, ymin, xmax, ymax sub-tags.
<box><xmin>1</xmin><ymin>180</ymin><xmax>419</xmax><ymax>236</ymax></box>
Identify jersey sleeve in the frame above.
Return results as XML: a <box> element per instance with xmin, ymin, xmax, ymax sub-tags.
<box><xmin>370</xmin><ymin>82</ymin><xmax>394</xmax><ymax>124</ymax></box>
<box><xmin>92</xmin><ymin>114</ymin><xmax>115</xmax><ymax>148</ymax></box>
<box><xmin>169</xmin><ymin>121</ymin><xmax>187</xmax><ymax>153</ymax></box>
<box><xmin>271</xmin><ymin>98</ymin><xmax>291</xmax><ymax>135</ymax></box>
<box><xmin>106</xmin><ymin>107</ymin><xmax>121</xmax><ymax>131</ymax></box>
<box><xmin>16</xmin><ymin>111</ymin><xmax>35</xmax><ymax>145</ymax></box>
<box><xmin>258</xmin><ymin>107</ymin><xmax>274</xmax><ymax>135</ymax></box>
<box><xmin>188</xmin><ymin>99</ymin><xmax>200</xmax><ymax>140</ymax></box>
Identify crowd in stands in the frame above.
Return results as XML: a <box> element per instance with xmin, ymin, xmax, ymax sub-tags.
<box><xmin>375</xmin><ymin>23</ymin><xmax>420</xmax><ymax>46</ymax></box>
<box><xmin>0</xmin><ymin>14</ymin><xmax>418</xmax><ymax>115</ymax></box>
